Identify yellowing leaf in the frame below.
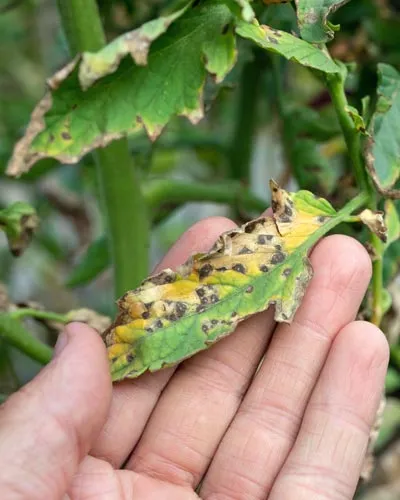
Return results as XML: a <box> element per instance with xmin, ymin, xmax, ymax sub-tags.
<box><xmin>384</xmin><ymin>200</ymin><xmax>400</xmax><ymax>249</ymax></box>
<box><xmin>102</xmin><ymin>182</ymin><xmax>365</xmax><ymax>382</ymax></box>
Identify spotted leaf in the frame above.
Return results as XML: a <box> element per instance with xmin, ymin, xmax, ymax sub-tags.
<box><xmin>102</xmin><ymin>181</ymin><xmax>364</xmax><ymax>382</ymax></box>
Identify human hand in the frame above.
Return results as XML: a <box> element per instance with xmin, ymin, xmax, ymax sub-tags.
<box><xmin>0</xmin><ymin>216</ymin><xmax>389</xmax><ymax>500</ymax></box>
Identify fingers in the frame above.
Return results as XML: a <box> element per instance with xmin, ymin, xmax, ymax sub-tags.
<box><xmin>200</xmin><ymin>235</ymin><xmax>372</xmax><ymax>500</ymax></box>
<box><xmin>91</xmin><ymin>217</ymin><xmax>237</xmax><ymax>467</ymax></box>
<box><xmin>0</xmin><ymin>323</ymin><xmax>111</xmax><ymax>500</ymax></box>
<box><xmin>125</xmin><ymin>308</ymin><xmax>275</xmax><ymax>487</ymax></box>
<box><xmin>269</xmin><ymin>321</ymin><xmax>389</xmax><ymax>500</ymax></box>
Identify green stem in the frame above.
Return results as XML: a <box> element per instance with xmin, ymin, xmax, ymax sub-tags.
<box><xmin>229</xmin><ymin>51</ymin><xmax>264</xmax><ymax>181</ymax></box>
<box><xmin>371</xmin><ymin>234</ymin><xmax>384</xmax><ymax>326</ymax></box>
<box><xmin>325</xmin><ymin>73</ymin><xmax>370</xmax><ymax>194</ymax></box>
<box><xmin>0</xmin><ymin>313</ymin><xmax>53</xmax><ymax>364</ymax></box>
<box><xmin>56</xmin><ymin>0</ymin><xmax>149</xmax><ymax>297</ymax></box>
<box><xmin>143</xmin><ymin>179</ymin><xmax>267</xmax><ymax>214</ymax></box>
<box><xmin>9</xmin><ymin>309</ymin><xmax>69</xmax><ymax>323</ymax></box>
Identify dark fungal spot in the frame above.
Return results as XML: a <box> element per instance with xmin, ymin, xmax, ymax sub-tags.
<box><xmin>196</xmin><ymin>305</ymin><xmax>206</xmax><ymax>313</ymax></box>
<box><xmin>318</xmin><ymin>215</ymin><xmax>327</xmax><ymax>223</ymax></box>
<box><xmin>238</xmin><ymin>246</ymin><xmax>252</xmax><ymax>255</ymax></box>
<box><xmin>283</xmin><ymin>268</ymin><xmax>292</xmax><ymax>277</ymax></box>
<box><xmin>279</xmin><ymin>214</ymin><xmax>291</xmax><ymax>223</ymax></box>
<box><xmin>257</xmin><ymin>235</ymin><xmax>268</xmax><ymax>245</ymax></box>
<box><xmin>199</xmin><ymin>263</ymin><xmax>213</xmax><ymax>279</ymax></box>
<box><xmin>288</xmin><ymin>198</ymin><xmax>294</xmax><ymax>206</ymax></box>
<box><xmin>232</xmin><ymin>263</ymin><xmax>246</xmax><ymax>274</ymax></box>
<box><xmin>155</xmin><ymin>320</ymin><xmax>163</xmax><ymax>329</ymax></box>
<box><xmin>231</xmin><ymin>311</ymin><xmax>238</xmax><ymax>318</ymax></box>
<box><xmin>148</xmin><ymin>272</ymin><xmax>174</xmax><ymax>285</ymax></box>
<box><xmin>271</xmin><ymin>200</ymin><xmax>278</xmax><ymax>212</ymax></box>
<box><xmin>272</xmin><ymin>185</ymin><xmax>278</xmax><ymax>193</ymax></box>
<box><xmin>211</xmin><ymin>319</ymin><xmax>218</xmax><ymax>325</ymax></box>
<box><xmin>271</xmin><ymin>28</ymin><xmax>282</xmax><ymax>37</ymax></box>
<box><xmin>146</xmin><ymin>327</ymin><xmax>153</xmax><ymax>333</ymax></box>
<box><xmin>61</xmin><ymin>132</ymin><xmax>72</xmax><ymax>140</ymax></box>
<box><xmin>271</xmin><ymin>252</ymin><xmax>285</xmax><ymax>265</ymax></box>
<box><xmin>196</xmin><ymin>288</ymin><xmax>205</xmax><ymax>297</ymax></box>
<box><xmin>202</xmin><ymin>324</ymin><xmax>209</xmax><ymax>333</ymax></box>
<box><xmin>284</xmin><ymin>205</ymin><xmax>293</xmax><ymax>217</ymax></box>
<box><xmin>201</xmin><ymin>296</ymin><xmax>209</xmax><ymax>304</ymax></box>
<box><xmin>267</xmin><ymin>36</ymin><xmax>278</xmax><ymax>44</ymax></box>
<box><xmin>281</xmin><ymin>313</ymin><xmax>289</xmax><ymax>320</ymax></box>
<box><xmin>216</xmin><ymin>266</ymin><xmax>228</xmax><ymax>272</ymax></box>
<box><xmin>175</xmin><ymin>302</ymin><xmax>187</xmax><ymax>317</ymax></box>
<box><xmin>275</xmin><ymin>244</ymin><xmax>282</xmax><ymax>251</ymax></box>
<box><xmin>126</xmin><ymin>353</ymin><xmax>134</xmax><ymax>363</ymax></box>
<box><xmin>169</xmin><ymin>314</ymin><xmax>177</xmax><ymax>322</ymax></box>
<box><xmin>142</xmin><ymin>311</ymin><xmax>150</xmax><ymax>319</ymax></box>
<box><xmin>246</xmin><ymin>285</ymin><xmax>254</xmax><ymax>293</ymax></box>
<box><xmin>210</xmin><ymin>294</ymin><xmax>219</xmax><ymax>303</ymax></box>
<box><xmin>260</xmin><ymin>265</ymin><xmax>269</xmax><ymax>273</ymax></box>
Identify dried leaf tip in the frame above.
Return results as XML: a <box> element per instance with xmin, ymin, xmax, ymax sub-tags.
<box><xmin>359</xmin><ymin>209</ymin><xmax>388</xmax><ymax>243</ymax></box>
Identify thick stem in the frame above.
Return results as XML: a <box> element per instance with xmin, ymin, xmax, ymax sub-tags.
<box><xmin>326</xmin><ymin>73</ymin><xmax>370</xmax><ymax>194</ymax></box>
<box><xmin>57</xmin><ymin>0</ymin><xmax>149</xmax><ymax>297</ymax></box>
<box><xmin>0</xmin><ymin>314</ymin><xmax>53</xmax><ymax>365</ymax></box>
<box><xmin>229</xmin><ymin>51</ymin><xmax>264</xmax><ymax>181</ymax></box>
<box><xmin>10</xmin><ymin>309</ymin><xmax>69</xmax><ymax>323</ymax></box>
<box><xmin>144</xmin><ymin>179</ymin><xmax>267</xmax><ymax>214</ymax></box>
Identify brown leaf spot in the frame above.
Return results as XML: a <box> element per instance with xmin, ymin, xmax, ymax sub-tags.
<box><xmin>210</xmin><ymin>294</ymin><xmax>219</xmax><ymax>303</ymax></box>
<box><xmin>267</xmin><ymin>36</ymin><xmax>279</xmax><ymax>45</ymax></box>
<box><xmin>231</xmin><ymin>311</ymin><xmax>238</xmax><ymax>318</ymax></box>
<box><xmin>199</xmin><ymin>263</ymin><xmax>213</xmax><ymax>279</ymax></box>
<box><xmin>260</xmin><ymin>265</ymin><xmax>269</xmax><ymax>272</ymax></box>
<box><xmin>283</xmin><ymin>268</ymin><xmax>292</xmax><ymax>277</ymax></box>
<box><xmin>202</xmin><ymin>324</ymin><xmax>209</xmax><ymax>333</ymax></box>
<box><xmin>238</xmin><ymin>246</ymin><xmax>252</xmax><ymax>255</ymax></box>
<box><xmin>246</xmin><ymin>285</ymin><xmax>254</xmax><ymax>293</ymax></box>
<box><xmin>196</xmin><ymin>288</ymin><xmax>205</xmax><ymax>297</ymax></box>
<box><xmin>232</xmin><ymin>263</ymin><xmax>246</xmax><ymax>274</ymax></box>
<box><xmin>271</xmin><ymin>252</ymin><xmax>285</xmax><ymax>265</ymax></box>
<box><xmin>318</xmin><ymin>215</ymin><xmax>327</xmax><ymax>223</ymax></box>
<box><xmin>155</xmin><ymin>319</ymin><xmax>163</xmax><ymax>329</ymax></box>
<box><xmin>61</xmin><ymin>132</ymin><xmax>72</xmax><ymax>140</ymax></box>
<box><xmin>126</xmin><ymin>353</ymin><xmax>134</xmax><ymax>363</ymax></box>
<box><xmin>284</xmin><ymin>205</ymin><xmax>293</xmax><ymax>217</ymax></box>
<box><xmin>196</xmin><ymin>305</ymin><xmax>206</xmax><ymax>313</ymax></box>
<box><xmin>211</xmin><ymin>319</ymin><xmax>218</xmax><ymax>325</ymax></box>
<box><xmin>257</xmin><ymin>235</ymin><xmax>268</xmax><ymax>244</ymax></box>
<box><xmin>142</xmin><ymin>311</ymin><xmax>150</xmax><ymax>319</ymax></box>
<box><xmin>175</xmin><ymin>302</ymin><xmax>187</xmax><ymax>317</ymax></box>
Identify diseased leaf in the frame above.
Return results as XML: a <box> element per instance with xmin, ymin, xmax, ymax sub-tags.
<box><xmin>365</xmin><ymin>64</ymin><xmax>400</xmax><ymax>198</ymax></box>
<box><xmin>295</xmin><ymin>0</ymin><xmax>351</xmax><ymax>43</ymax></box>
<box><xmin>103</xmin><ymin>181</ymin><xmax>343</xmax><ymax>382</ymax></box>
<box><xmin>0</xmin><ymin>202</ymin><xmax>39</xmax><ymax>256</ymax></box>
<box><xmin>235</xmin><ymin>20</ymin><xmax>339</xmax><ymax>73</ymax></box>
<box><xmin>79</xmin><ymin>6</ymin><xmax>189</xmax><ymax>90</ymax></box>
<box><xmin>7</xmin><ymin>1</ymin><xmax>236</xmax><ymax>176</ymax></box>
<box><xmin>229</xmin><ymin>0</ymin><xmax>255</xmax><ymax>22</ymax></box>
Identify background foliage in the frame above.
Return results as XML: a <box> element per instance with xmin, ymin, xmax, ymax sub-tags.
<box><xmin>0</xmin><ymin>0</ymin><xmax>400</xmax><ymax>496</ymax></box>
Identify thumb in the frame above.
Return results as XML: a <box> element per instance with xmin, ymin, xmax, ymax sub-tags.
<box><xmin>0</xmin><ymin>322</ymin><xmax>112</xmax><ymax>500</ymax></box>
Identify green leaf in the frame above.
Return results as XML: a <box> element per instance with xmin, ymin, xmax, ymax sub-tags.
<box><xmin>295</xmin><ymin>0</ymin><xmax>351</xmax><ymax>43</ymax></box>
<box><xmin>7</xmin><ymin>1</ymin><xmax>236</xmax><ymax>176</ymax></box>
<box><xmin>384</xmin><ymin>199</ymin><xmax>400</xmax><ymax>250</ymax></box>
<box><xmin>229</xmin><ymin>0</ymin><xmax>255</xmax><ymax>22</ymax></box>
<box><xmin>66</xmin><ymin>235</ymin><xmax>110</xmax><ymax>287</ymax></box>
<box><xmin>102</xmin><ymin>182</ymin><xmax>365</xmax><ymax>381</ymax></box>
<box><xmin>0</xmin><ymin>202</ymin><xmax>39</xmax><ymax>256</ymax></box>
<box><xmin>365</xmin><ymin>64</ymin><xmax>400</xmax><ymax>197</ymax></box>
<box><xmin>235</xmin><ymin>20</ymin><xmax>339</xmax><ymax>73</ymax></box>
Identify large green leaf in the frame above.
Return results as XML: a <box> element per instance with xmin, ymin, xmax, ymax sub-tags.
<box><xmin>295</xmin><ymin>0</ymin><xmax>351</xmax><ymax>43</ymax></box>
<box><xmin>365</xmin><ymin>64</ymin><xmax>400</xmax><ymax>197</ymax></box>
<box><xmin>235</xmin><ymin>20</ymin><xmax>339</xmax><ymax>73</ymax></box>
<box><xmin>7</xmin><ymin>1</ymin><xmax>237</xmax><ymax>176</ymax></box>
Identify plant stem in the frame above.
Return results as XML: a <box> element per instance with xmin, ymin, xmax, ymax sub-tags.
<box><xmin>371</xmin><ymin>234</ymin><xmax>384</xmax><ymax>326</ymax></box>
<box><xmin>56</xmin><ymin>0</ymin><xmax>149</xmax><ymax>297</ymax></box>
<box><xmin>0</xmin><ymin>313</ymin><xmax>53</xmax><ymax>365</ymax></box>
<box><xmin>10</xmin><ymin>309</ymin><xmax>69</xmax><ymax>323</ymax></box>
<box><xmin>143</xmin><ymin>179</ymin><xmax>267</xmax><ymax>213</ymax></box>
<box><xmin>326</xmin><ymin>73</ymin><xmax>370</xmax><ymax>194</ymax></box>
<box><xmin>229</xmin><ymin>51</ymin><xmax>264</xmax><ymax>181</ymax></box>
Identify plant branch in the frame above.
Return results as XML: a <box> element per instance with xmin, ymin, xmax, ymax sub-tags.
<box><xmin>143</xmin><ymin>179</ymin><xmax>268</xmax><ymax>214</ymax></box>
<box><xmin>229</xmin><ymin>50</ymin><xmax>264</xmax><ymax>181</ymax></box>
<box><xmin>10</xmin><ymin>308</ymin><xmax>69</xmax><ymax>323</ymax></box>
<box><xmin>56</xmin><ymin>0</ymin><xmax>149</xmax><ymax>298</ymax></box>
<box><xmin>0</xmin><ymin>313</ymin><xmax>53</xmax><ymax>365</ymax></box>
<box><xmin>325</xmin><ymin>72</ymin><xmax>370</xmax><ymax>194</ymax></box>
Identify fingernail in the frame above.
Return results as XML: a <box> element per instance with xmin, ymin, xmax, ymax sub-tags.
<box><xmin>54</xmin><ymin>331</ymin><xmax>68</xmax><ymax>357</ymax></box>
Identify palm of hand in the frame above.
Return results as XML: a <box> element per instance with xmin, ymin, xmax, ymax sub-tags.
<box><xmin>0</xmin><ymin>217</ymin><xmax>388</xmax><ymax>500</ymax></box>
